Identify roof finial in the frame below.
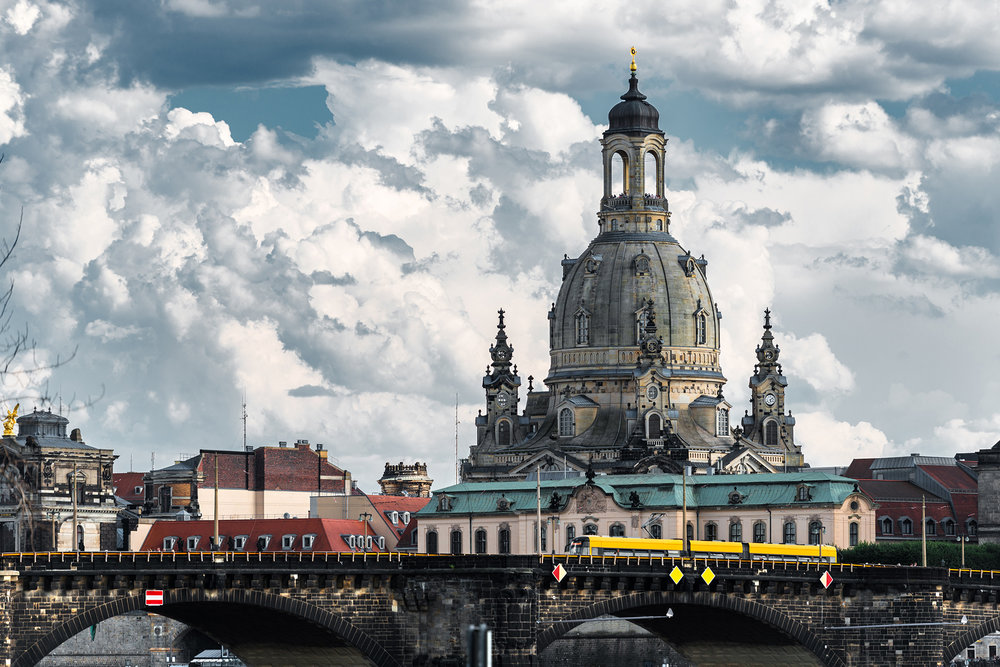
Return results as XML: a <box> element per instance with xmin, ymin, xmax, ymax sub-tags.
<box><xmin>630</xmin><ymin>46</ymin><xmax>637</xmax><ymax>73</ymax></box>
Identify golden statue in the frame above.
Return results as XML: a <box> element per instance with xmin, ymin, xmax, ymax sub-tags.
<box><xmin>2</xmin><ymin>403</ymin><xmax>18</xmax><ymax>436</ymax></box>
<box><xmin>630</xmin><ymin>46</ymin><xmax>637</xmax><ymax>73</ymax></box>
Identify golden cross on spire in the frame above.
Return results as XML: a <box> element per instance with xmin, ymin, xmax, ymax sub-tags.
<box><xmin>630</xmin><ymin>46</ymin><xmax>637</xmax><ymax>73</ymax></box>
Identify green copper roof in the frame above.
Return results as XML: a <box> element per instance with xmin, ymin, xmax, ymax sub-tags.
<box><xmin>416</xmin><ymin>472</ymin><xmax>862</xmax><ymax>517</ymax></box>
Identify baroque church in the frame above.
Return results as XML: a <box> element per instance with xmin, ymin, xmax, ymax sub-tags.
<box><xmin>462</xmin><ymin>58</ymin><xmax>804</xmax><ymax>482</ymax></box>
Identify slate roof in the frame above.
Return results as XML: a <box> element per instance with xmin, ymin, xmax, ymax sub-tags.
<box><xmin>921</xmin><ymin>465</ymin><xmax>977</xmax><ymax>492</ymax></box>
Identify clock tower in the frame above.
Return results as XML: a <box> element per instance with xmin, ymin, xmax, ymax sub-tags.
<box><xmin>742</xmin><ymin>309</ymin><xmax>803</xmax><ymax>467</ymax></box>
<box><xmin>475</xmin><ymin>309</ymin><xmax>523</xmax><ymax>450</ymax></box>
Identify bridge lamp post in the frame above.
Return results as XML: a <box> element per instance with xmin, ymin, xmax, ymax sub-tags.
<box><xmin>957</xmin><ymin>534</ymin><xmax>969</xmax><ymax>568</ymax></box>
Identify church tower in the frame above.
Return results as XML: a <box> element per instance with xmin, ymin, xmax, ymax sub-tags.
<box><xmin>474</xmin><ymin>309</ymin><xmax>523</xmax><ymax>451</ymax></box>
<box><xmin>741</xmin><ymin>309</ymin><xmax>803</xmax><ymax>468</ymax></box>
<box><xmin>462</xmin><ymin>52</ymin><xmax>745</xmax><ymax>482</ymax></box>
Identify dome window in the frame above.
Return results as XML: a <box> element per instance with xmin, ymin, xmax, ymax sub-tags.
<box><xmin>575</xmin><ymin>308</ymin><xmax>590</xmax><ymax>346</ymax></box>
<box><xmin>558</xmin><ymin>408</ymin><xmax>575</xmax><ymax>437</ymax></box>
<box><xmin>634</xmin><ymin>255</ymin><xmax>651</xmax><ymax>275</ymax></box>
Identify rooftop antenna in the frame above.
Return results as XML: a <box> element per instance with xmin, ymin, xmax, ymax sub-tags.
<box><xmin>242</xmin><ymin>389</ymin><xmax>248</xmax><ymax>450</ymax></box>
<box><xmin>455</xmin><ymin>393</ymin><xmax>460</xmax><ymax>484</ymax></box>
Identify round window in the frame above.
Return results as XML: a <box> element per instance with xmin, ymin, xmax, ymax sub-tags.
<box><xmin>850</xmin><ymin>500</ymin><xmax>859</xmax><ymax>511</ymax></box>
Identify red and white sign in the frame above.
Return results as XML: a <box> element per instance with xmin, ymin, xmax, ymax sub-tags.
<box><xmin>819</xmin><ymin>571</ymin><xmax>833</xmax><ymax>589</ymax></box>
<box><xmin>145</xmin><ymin>590</ymin><xmax>164</xmax><ymax>606</ymax></box>
<box><xmin>552</xmin><ymin>563</ymin><xmax>567</xmax><ymax>583</ymax></box>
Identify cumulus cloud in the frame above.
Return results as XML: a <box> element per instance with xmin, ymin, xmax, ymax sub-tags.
<box><xmin>0</xmin><ymin>3</ymin><xmax>998</xmax><ymax>491</ymax></box>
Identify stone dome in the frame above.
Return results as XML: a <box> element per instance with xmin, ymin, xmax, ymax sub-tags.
<box><xmin>546</xmin><ymin>230</ymin><xmax>722</xmax><ymax>387</ymax></box>
<box><xmin>606</xmin><ymin>73</ymin><xmax>662</xmax><ymax>136</ymax></box>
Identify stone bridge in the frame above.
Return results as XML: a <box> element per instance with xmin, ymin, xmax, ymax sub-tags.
<box><xmin>1</xmin><ymin>551</ymin><xmax>999</xmax><ymax>666</ymax></box>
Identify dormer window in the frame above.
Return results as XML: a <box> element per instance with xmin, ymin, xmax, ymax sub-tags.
<box><xmin>716</xmin><ymin>408</ymin><xmax>729</xmax><ymax>436</ymax></box>
<box><xmin>437</xmin><ymin>494</ymin><xmax>452</xmax><ymax>511</ymax></box>
<box><xmin>233</xmin><ymin>535</ymin><xmax>248</xmax><ymax>551</ymax></box>
<box><xmin>558</xmin><ymin>408</ymin><xmax>575</xmax><ymax>436</ymax></box>
<box><xmin>163</xmin><ymin>536</ymin><xmax>178</xmax><ymax>551</ymax></box>
<box><xmin>281</xmin><ymin>534</ymin><xmax>296</xmax><ymax>550</ymax></box>
<box><xmin>391</xmin><ymin>511</ymin><xmax>399</xmax><ymax>526</ymax></box>
<box><xmin>796</xmin><ymin>485</ymin><xmax>811</xmax><ymax>502</ymax></box>
<box><xmin>186</xmin><ymin>536</ymin><xmax>200</xmax><ymax>551</ymax></box>
<box><xmin>402</xmin><ymin>511</ymin><xmax>410</xmax><ymax>525</ymax></box>
<box><xmin>302</xmin><ymin>534</ymin><xmax>316</xmax><ymax>550</ymax></box>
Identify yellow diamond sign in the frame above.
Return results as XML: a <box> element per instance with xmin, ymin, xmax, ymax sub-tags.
<box><xmin>669</xmin><ymin>565</ymin><xmax>683</xmax><ymax>585</ymax></box>
<box><xmin>701</xmin><ymin>566</ymin><xmax>715</xmax><ymax>586</ymax></box>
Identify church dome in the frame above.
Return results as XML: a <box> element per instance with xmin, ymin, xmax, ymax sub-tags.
<box><xmin>547</xmin><ymin>232</ymin><xmax>722</xmax><ymax>385</ymax></box>
<box><xmin>606</xmin><ymin>73</ymin><xmax>662</xmax><ymax>136</ymax></box>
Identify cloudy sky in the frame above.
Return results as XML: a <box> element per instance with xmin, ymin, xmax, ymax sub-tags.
<box><xmin>0</xmin><ymin>0</ymin><xmax>998</xmax><ymax>491</ymax></box>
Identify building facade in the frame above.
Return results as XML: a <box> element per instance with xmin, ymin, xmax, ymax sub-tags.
<box><xmin>461</xmin><ymin>60</ymin><xmax>803</xmax><ymax>483</ymax></box>
<box><xmin>141</xmin><ymin>439</ymin><xmax>350</xmax><ymax>521</ymax></box>
<box><xmin>416</xmin><ymin>471</ymin><xmax>874</xmax><ymax>555</ymax></box>
<box><xmin>0</xmin><ymin>408</ymin><xmax>118</xmax><ymax>551</ymax></box>
<box><xmin>377</xmin><ymin>461</ymin><xmax>432</xmax><ymax>497</ymax></box>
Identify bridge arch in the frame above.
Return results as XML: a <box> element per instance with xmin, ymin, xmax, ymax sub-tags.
<box><xmin>537</xmin><ymin>590</ymin><xmax>844</xmax><ymax>667</ymax></box>
<box><xmin>16</xmin><ymin>587</ymin><xmax>400</xmax><ymax>667</ymax></box>
<box><xmin>945</xmin><ymin>616</ymin><xmax>1000</xmax><ymax>663</ymax></box>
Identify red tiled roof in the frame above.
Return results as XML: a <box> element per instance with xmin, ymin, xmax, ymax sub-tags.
<box><xmin>843</xmin><ymin>458</ymin><xmax>875</xmax><ymax>480</ymax></box>
<box><xmin>138</xmin><ymin>517</ymin><xmax>387</xmax><ymax>552</ymax></box>
<box><xmin>920</xmin><ymin>465</ymin><xmax>977</xmax><ymax>492</ymax></box>
<box><xmin>856</xmin><ymin>480</ymin><xmax>943</xmax><ymax>501</ymax></box>
<box><xmin>113</xmin><ymin>472</ymin><xmax>146</xmax><ymax>505</ymax></box>
<box><xmin>366</xmin><ymin>495</ymin><xmax>431</xmax><ymax>537</ymax></box>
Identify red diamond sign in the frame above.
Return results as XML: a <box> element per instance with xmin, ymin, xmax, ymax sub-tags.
<box><xmin>145</xmin><ymin>590</ymin><xmax>164</xmax><ymax>606</ymax></box>
<box><xmin>552</xmin><ymin>563</ymin><xmax>567</xmax><ymax>582</ymax></box>
<box><xmin>819</xmin><ymin>571</ymin><xmax>833</xmax><ymax>589</ymax></box>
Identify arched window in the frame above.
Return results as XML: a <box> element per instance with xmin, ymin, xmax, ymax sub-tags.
<box><xmin>704</xmin><ymin>523</ymin><xmax>717</xmax><ymax>541</ymax></box>
<box><xmin>575</xmin><ymin>311</ymin><xmax>590</xmax><ymax>345</ymax></box>
<box><xmin>583</xmin><ymin>523</ymin><xmax>598</xmax><ymax>536</ymax></box>
<box><xmin>729</xmin><ymin>521</ymin><xmax>742</xmax><ymax>542</ymax></box>
<box><xmin>809</xmin><ymin>521</ymin><xmax>823</xmax><ymax>545</ymax></box>
<box><xmin>716</xmin><ymin>409</ymin><xmax>729</xmax><ymax>437</ymax></box>
<box><xmin>925</xmin><ymin>519</ymin><xmax>936</xmax><ymax>536</ymax></box>
<box><xmin>968</xmin><ymin>519</ymin><xmax>978</xmax><ymax>536</ymax></box>
<box><xmin>76</xmin><ymin>525</ymin><xmax>85</xmax><ymax>551</ymax></box>
<box><xmin>696</xmin><ymin>312</ymin><xmax>707</xmax><ymax>345</ymax></box>
<box><xmin>450</xmin><ymin>529</ymin><xmax>462</xmax><ymax>555</ymax></box>
<box><xmin>498</xmin><ymin>528</ymin><xmax>511</xmax><ymax>554</ymax></box>
<box><xmin>647</xmin><ymin>413</ymin><xmax>661</xmax><ymax>439</ymax></box>
<box><xmin>475</xmin><ymin>529</ymin><xmax>487</xmax><ymax>554</ymax></box>
<box><xmin>644</xmin><ymin>151</ymin><xmax>658</xmax><ymax>196</ymax></box>
<box><xmin>943</xmin><ymin>519</ymin><xmax>956</xmax><ymax>536</ymax></box>
<box><xmin>611</xmin><ymin>151</ymin><xmax>627</xmax><ymax>195</ymax></box>
<box><xmin>783</xmin><ymin>521</ymin><xmax>796</xmax><ymax>544</ymax></box>
<box><xmin>764</xmin><ymin>420</ymin><xmax>779</xmax><ymax>447</ymax></box>
<box><xmin>558</xmin><ymin>408</ymin><xmax>574</xmax><ymax>436</ymax></box>
<box><xmin>881</xmin><ymin>517</ymin><xmax>893</xmax><ymax>535</ymax></box>
<box><xmin>650</xmin><ymin>523</ymin><xmax>662</xmax><ymax>539</ymax></box>
<box><xmin>497</xmin><ymin>420</ymin><xmax>511</xmax><ymax>447</ymax></box>
<box><xmin>426</xmin><ymin>530</ymin><xmax>438</xmax><ymax>555</ymax></box>
<box><xmin>900</xmin><ymin>518</ymin><xmax>913</xmax><ymax>536</ymax></box>
<box><xmin>849</xmin><ymin>522</ymin><xmax>859</xmax><ymax>547</ymax></box>
<box><xmin>753</xmin><ymin>521</ymin><xmax>766</xmax><ymax>543</ymax></box>
<box><xmin>566</xmin><ymin>524</ymin><xmax>576</xmax><ymax>543</ymax></box>
<box><xmin>609</xmin><ymin>523</ymin><xmax>626</xmax><ymax>537</ymax></box>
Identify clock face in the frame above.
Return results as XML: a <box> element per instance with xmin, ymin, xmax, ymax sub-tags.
<box><xmin>764</xmin><ymin>393</ymin><xmax>776</xmax><ymax>406</ymax></box>
<box><xmin>764</xmin><ymin>351</ymin><xmax>773</xmax><ymax>360</ymax></box>
<box><xmin>496</xmin><ymin>392</ymin><xmax>509</xmax><ymax>409</ymax></box>
<box><xmin>645</xmin><ymin>385</ymin><xmax>659</xmax><ymax>401</ymax></box>
<box><xmin>496</xmin><ymin>349</ymin><xmax>507</xmax><ymax>360</ymax></box>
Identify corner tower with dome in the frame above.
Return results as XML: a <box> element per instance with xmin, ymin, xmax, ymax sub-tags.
<box><xmin>462</xmin><ymin>56</ymin><xmax>803</xmax><ymax>482</ymax></box>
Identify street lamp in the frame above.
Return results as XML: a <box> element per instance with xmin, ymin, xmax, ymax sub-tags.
<box><xmin>957</xmin><ymin>534</ymin><xmax>969</xmax><ymax>568</ymax></box>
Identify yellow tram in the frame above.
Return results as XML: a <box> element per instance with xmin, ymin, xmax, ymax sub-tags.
<box><xmin>566</xmin><ymin>536</ymin><xmax>837</xmax><ymax>563</ymax></box>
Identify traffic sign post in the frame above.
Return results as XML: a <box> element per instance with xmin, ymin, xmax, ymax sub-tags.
<box><xmin>145</xmin><ymin>590</ymin><xmax>164</xmax><ymax>606</ymax></box>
